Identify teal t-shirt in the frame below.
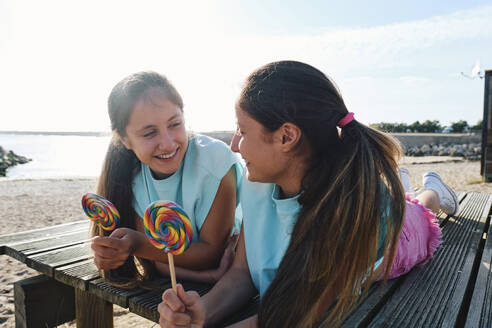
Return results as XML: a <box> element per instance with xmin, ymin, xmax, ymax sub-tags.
<box><xmin>241</xmin><ymin>177</ymin><xmax>389</xmax><ymax>298</ymax></box>
<box><xmin>241</xmin><ymin>178</ymin><xmax>301</xmax><ymax>298</ymax></box>
<box><xmin>132</xmin><ymin>135</ymin><xmax>243</xmax><ymax>240</ymax></box>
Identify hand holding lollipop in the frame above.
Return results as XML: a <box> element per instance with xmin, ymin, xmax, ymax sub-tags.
<box><xmin>82</xmin><ymin>192</ymin><xmax>121</xmax><ymax>279</ymax></box>
<box><xmin>144</xmin><ymin>200</ymin><xmax>193</xmax><ymax>292</ymax></box>
<box><xmin>81</xmin><ymin>193</ymin><xmax>120</xmax><ymax>234</ymax></box>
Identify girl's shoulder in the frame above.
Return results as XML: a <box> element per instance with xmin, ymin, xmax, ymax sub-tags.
<box><xmin>186</xmin><ymin>134</ymin><xmax>243</xmax><ymax>179</ymax></box>
<box><xmin>188</xmin><ymin>134</ymin><xmax>231</xmax><ymax>152</ymax></box>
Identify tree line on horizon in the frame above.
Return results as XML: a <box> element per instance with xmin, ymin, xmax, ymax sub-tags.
<box><xmin>369</xmin><ymin>120</ymin><xmax>482</xmax><ymax>133</ymax></box>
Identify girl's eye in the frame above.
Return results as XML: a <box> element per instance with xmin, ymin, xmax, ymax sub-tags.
<box><xmin>143</xmin><ymin>130</ymin><xmax>156</xmax><ymax>138</ymax></box>
<box><xmin>169</xmin><ymin>121</ymin><xmax>181</xmax><ymax>128</ymax></box>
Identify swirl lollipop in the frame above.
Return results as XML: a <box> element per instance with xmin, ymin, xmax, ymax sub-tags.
<box><xmin>81</xmin><ymin>193</ymin><xmax>120</xmax><ymax>233</ymax></box>
<box><xmin>144</xmin><ymin>200</ymin><xmax>193</xmax><ymax>291</ymax></box>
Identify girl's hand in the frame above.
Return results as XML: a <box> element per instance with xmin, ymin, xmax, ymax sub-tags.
<box><xmin>91</xmin><ymin>228</ymin><xmax>138</xmax><ymax>270</ymax></box>
<box><xmin>158</xmin><ymin>284</ymin><xmax>205</xmax><ymax>328</ymax></box>
<box><xmin>210</xmin><ymin>232</ymin><xmax>239</xmax><ymax>282</ymax></box>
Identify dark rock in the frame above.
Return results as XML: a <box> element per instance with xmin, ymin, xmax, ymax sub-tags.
<box><xmin>0</xmin><ymin>146</ymin><xmax>31</xmax><ymax>177</ymax></box>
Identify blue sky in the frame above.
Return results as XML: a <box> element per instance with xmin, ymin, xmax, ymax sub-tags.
<box><xmin>1</xmin><ymin>0</ymin><xmax>491</xmax><ymax>132</ymax></box>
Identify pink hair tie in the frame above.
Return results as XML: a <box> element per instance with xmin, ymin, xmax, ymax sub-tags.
<box><xmin>337</xmin><ymin>112</ymin><xmax>354</xmax><ymax>127</ymax></box>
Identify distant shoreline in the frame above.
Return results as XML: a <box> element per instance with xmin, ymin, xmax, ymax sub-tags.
<box><xmin>0</xmin><ymin>130</ymin><xmax>111</xmax><ymax>136</ymax></box>
<box><xmin>0</xmin><ymin>130</ymin><xmax>237</xmax><ymax>137</ymax></box>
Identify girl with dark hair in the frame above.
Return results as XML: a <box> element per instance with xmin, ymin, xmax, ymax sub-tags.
<box><xmin>157</xmin><ymin>61</ymin><xmax>458</xmax><ymax>327</ymax></box>
<box><xmin>90</xmin><ymin>71</ymin><xmax>243</xmax><ymax>286</ymax></box>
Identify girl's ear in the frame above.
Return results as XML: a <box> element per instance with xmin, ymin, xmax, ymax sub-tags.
<box><xmin>119</xmin><ymin>134</ymin><xmax>132</xmax><ymax>150</ymax></box>
<box><xmin>277</xmin><ymin>122</ymin><xmax>302</xmax><ymax>152</ymax></box>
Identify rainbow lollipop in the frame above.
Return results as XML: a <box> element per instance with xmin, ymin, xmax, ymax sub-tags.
<box><xmin>144</xmin><ymin>200</ymin><xmax>193</xmax><ymax>291</ymax></box>
<box><xmin>81</xmin><ymin>193</ymin><xmax>120</xmax><ymax>232</ymax></box>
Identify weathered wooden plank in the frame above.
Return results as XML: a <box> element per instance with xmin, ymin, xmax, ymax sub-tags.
<box><xmin>87</xmin><ymin>277</ymin><xmax>157</xmax><ymax>308</ymax></box>
<box><xmin>342</xmin><ymin>279</ymin><xmax>402</xmax><ymax>327</ymax></box>
<box><xmin>363</xmin><ymin>192</ymin><xmax>492</xmax><ymax>327</ymax></box>
<box><xmin>55</xmin><ymin>259</ymin><xmax>101</xmax><ymax>290</ymax></box>
<box><xmin>128</xmin><ymin>289</ymin><xmax>163</xmax><ymax>322</ymax></box>
<box><xmin>442</xmin><ymin>193</ymin><xmax>492</xmax><ymax>327</ymax></box>
<box><xmin>26</xmin><ymin>243</ymin><xmax>93</xmax><ymax>276</ymax></box>
<box><xmin>3</xmin><ymin>229</ymin><xmax>89</xmax><ymax>262</ymax></box>
<box><xmin>465</xmin><ymin>198</ymin><xmax>492</xmax><ymax>327</ymax></box>
<box><xmin>0</xmin><ymin>220</ymin><xmax>89</xmax><ymax>249</ymax></box>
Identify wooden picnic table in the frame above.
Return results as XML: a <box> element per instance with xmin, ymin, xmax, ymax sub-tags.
<box><xmin>1</xmin><ymin>191</ymin><xmax>492</xmax><ymax>327</ymax></box>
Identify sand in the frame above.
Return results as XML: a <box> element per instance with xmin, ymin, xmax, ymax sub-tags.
<box><xmin>0</xmin><ymin>158</ymin><xmax>490</xmax><ymax>327</ymax></box>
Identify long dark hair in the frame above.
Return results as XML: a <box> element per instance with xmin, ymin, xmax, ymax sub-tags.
<box><xmin>92</xmin><ymin>71</ymin><xmax>183</xmax><ymax>285</ymax></box>
<box><xmin>238</xmin><ymin>61</ymin><xmax>406</xmax><ymax>327</ymax></box>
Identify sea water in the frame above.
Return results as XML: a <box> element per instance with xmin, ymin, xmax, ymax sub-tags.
<box><xmin>0</xmin><ymin>133</ymin><xmax>111</xmax><ymax>178</ymax></box>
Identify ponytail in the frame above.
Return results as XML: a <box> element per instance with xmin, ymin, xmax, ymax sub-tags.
<box><xmin>259</xmin><ymin>121</ymin><xmax>406</xmax><ymax>327</ymax></box>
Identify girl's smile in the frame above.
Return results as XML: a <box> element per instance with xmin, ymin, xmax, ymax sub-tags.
<box><xmin>156</xmin><ymin>148</ymin><xmax>178</xmax><ymax>159</ymax></box>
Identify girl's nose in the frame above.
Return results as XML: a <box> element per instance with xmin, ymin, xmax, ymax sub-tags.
<box><xmin>230</xmin><ymin>133</ymin><xmax>241</xmax><ymax>153</ymax></box>
<box><xmin>158</xmin><ymin>131</ymin><xmax>175</xmax><ymax>151</ymax></box>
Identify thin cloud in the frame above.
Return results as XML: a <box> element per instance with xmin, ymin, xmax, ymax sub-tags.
<box><xmin>227</xmin><ymin>4</ymin><xmax>492</xmax><ymax>73</ymax></box>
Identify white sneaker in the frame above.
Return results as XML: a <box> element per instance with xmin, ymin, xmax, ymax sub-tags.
<box><xmin>422</xmin><ymin>172</ymin><xmax>459</xmax><ymax>215</ymax></box>
<box><xmin>399</xmin><ymin>168</ymin><xmax>414</xmax><ymax>194</ymax></box>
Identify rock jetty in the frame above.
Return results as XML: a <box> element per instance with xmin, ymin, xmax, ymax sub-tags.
<box><xmin>403</xmin><ymin>143</ymin><xmax>481</xmax><ymax>160</ymax></box>
<box><xmin>0</xmin><ymin>146</ymin><xmax>31</xmax><ymax>177</ymax></box>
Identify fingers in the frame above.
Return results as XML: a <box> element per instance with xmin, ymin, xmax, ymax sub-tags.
<box><xmin>227</xmin><ymin>231</ymin><xmax>240</xmax><ymax>250</ymax></box>
<box><xmin>91</xmin><ymin>239</ymin><xmax>129</xmax><ymax>261</ymax></box>
<box><xmin>109</xmin><ymin>227</ymin><xmax>131</xmax><ymax>239</ymax></box>
<box><xmin>91</xmin><ymin>235</ymin><xmax>123</xmax><ymax>249</ymax></box>
<box><xmin>159</xmin><ymin>286</ymin><xmax>205</xmax><ymax>327</ymax></box>
<box><xmin>158</xmin><ymin>301</ymin><xmax>191</xmax><ymax>327</ymax></box>
<box><xmin>222</xmin><ymin>246</ymin><xmax>234</xmax><ymax>263</ymax></box>
<box><xmin>91</xmin><ymin>234</ymin><xmax>132</xmax><ymax>270</ymax></box>
<box><xmin>162</xmin><ymin>288</ymin><xmax>186</xmax><ymax>313</ymax></box>
<box><xmin>92</xmin><ymin>234</ymin><xmax>133</xmax><ymax>256</ymax></box>
<box><xmin>213</xmin><ymin>246</ymin><xmax>234</xmax><ymax>282</ymax></box>
<box><xmin>177</xmin><ymin>284</ymin><xmax>201</xmax><ymax>307</ymax></box>
<box><xmin>93</xmin><ymin>256</ymin><xmax>126</xmax><ymax>270</ymax></box>
<box><xmin>91</xmin><ymin>242</ymin><xmax>119</xmax><ymax>258</ymax></box>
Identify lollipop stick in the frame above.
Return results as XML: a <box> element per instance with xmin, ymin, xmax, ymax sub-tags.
<box><xmin>168</xmin><ymin>253</ymin><xmax>177</xmax><ymax>293</ymax></box>
<box><xmin>98</xmin><ymin>225</ymin><xmax>107</xmax><ymax>279</ymax></box>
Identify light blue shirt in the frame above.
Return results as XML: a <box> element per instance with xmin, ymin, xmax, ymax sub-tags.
<box><xmin>242</xmin><ymin>177</ymin><xmax>389</xmax><ymax>298</ymax></box>
<box><xmin>241</xmin><ymin>178</ymin><xmax>301</xmax><ymax>298</ymax></box>
<box><xmin>132</xmin><ymin>135</ymin><xmax>243</xmax><ymax>240</ymax></box>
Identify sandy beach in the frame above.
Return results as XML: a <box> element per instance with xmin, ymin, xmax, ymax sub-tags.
<box><xmin>1</xmin><ymin>158</ymin><xmax>491</xmax><ymax>327</ymax></box>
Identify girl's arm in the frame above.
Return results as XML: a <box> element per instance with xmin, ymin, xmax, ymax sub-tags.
<box><xmin>155</xmin><ymin>232</ymin><xmax>238</xmax><ymax>283</ymax></box>
<box><xmin>159</xmin><ymin>228</ymin><xmax>258</xmax><ymax>327</ymax></box>
<box><xmin>226</xmin><ymin>315</ymin><xmax>258</xmax><ymax>328</ymax></box>
<box><xmin>92</xmin><ymin>167</ymin><xmax>237</xmax><ymax>271</ymax></box>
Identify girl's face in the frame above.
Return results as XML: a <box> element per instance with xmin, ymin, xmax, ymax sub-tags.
<box><xmin>231</xmin><ymin>107</ymin><xmax>289</xmax><ymax>184</ymax></box>
<box><xmin>120</xmin><ymin>90</ymin><xmax>188</xmax><ymax>179</ymax></box>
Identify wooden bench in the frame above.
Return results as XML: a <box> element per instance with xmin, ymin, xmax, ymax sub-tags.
<box><xmin>1</xmin><ymin>191</ymin><xmax>492</xmax><ymax>327</ymax></box>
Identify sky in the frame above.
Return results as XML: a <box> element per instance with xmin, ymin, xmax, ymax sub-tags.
<box><xmin>1</xmin><ymin>0</ymin><xmax>491</xmax><ymax>133</ymax></box>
